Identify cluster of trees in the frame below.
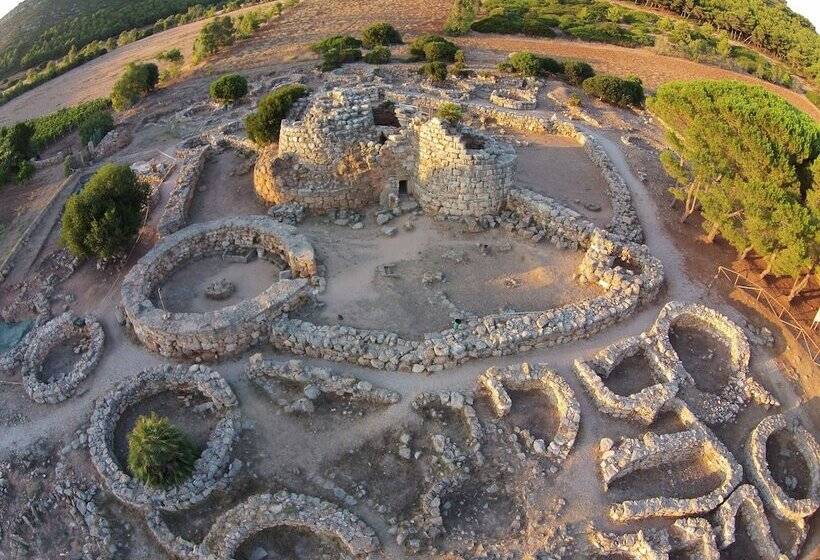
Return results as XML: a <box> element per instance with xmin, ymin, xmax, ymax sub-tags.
<box><xmin>127</xmin><ymin>413</ymin><xmax>198</xmax><ymax>488</ymax></box>
<box><xmin>244</xmin><ymin>83</ymin><xmax>309</xmax><ymax>145</ymax></box>
<box><xmin>649</xmin><ymin>80</ymin><xmax>819</xmax><ymax>300</ymax></box>
<box><xmin>312</xmin><ymin>23</ymin><xmax>402</xmax><ymax>71</ymax></box>
<box><xmin>461</xmin><ymin>0</ymin><xmax>808</xmax><ymax>90</ymax></box>
<box><xmin>626</xmin><ymin>0</ymin><xmax>820</xmax><ymax>82</ymax></box>
<box><xmin>111</xmin><ymin>62</ymin><xmax>159</xmax><ymax>111</ymax></box>
<box><xmin>60</xmin><ymin>163</ymin><xmax>150</xmax><ymax>260</ymax></box>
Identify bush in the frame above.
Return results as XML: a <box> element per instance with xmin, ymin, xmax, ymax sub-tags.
<box><xmin>471</xmin><ymin>11</ymin><xmax>522</xmax><ymax>34</ymax></box>
<box><xmin>582</xmin><ymin>75</ymin><xmax>644</xmax><ymax>107</ymax></box>
<box><xmin>60</xmin><ymin>163</ymin><xmax>149</xmax><ymax>260</ymax></box>
<box><xmin>311</xmin><ymin>35</ymin><xmax>362</xmax><ymax>54</ymax></box>
<box><xmin>192</xmin><ymin>16</ymin><xmax>235</xmax><ymax>63</ymax></box>
<box><xmin>419</xmin><ymin>61</ymin><xmax>448</xmax><ymax>83</ymax></box>
<box><xmin>522</xmin><ymin>14</ymin><xmax>557</xmax><ymax>37</ymax></box>
<box><xmin>320</xmin><ymin>47</ymin><xmax>362</xmax><ymax>71</ymax></box>
<box><xmin>127</xmin><ymin>413</ymin><xmax>198</xmax><ymax>488</ymax></box>
<box><xmin>111</xmin><ymin>62</ymin><xmax>159</xmax><ymax>112</ymax></box>
<box><xmin>209</xmin><ymin>74</ymin><xmax>248</xmax><ymax>104</ymax></box>
<box><xmin>565</xmin><ymin>23</ymin><xmax>653</xmax><ymax>48</ymax></box>
<box><xmin>501</xmin><ymin>52</ymin><xmax>561</xmax><ymax>77</ymax></box>
<box><xmin>562</xmin><ymin>60</ymin><xmax>595</xmax><ymax>85</ymax></box>
<box><xmin>28</xmin><ymin>98</ymin><xmax>111</xmax><ymax>150</ymax></box>
<box><xmin>157</xmin><ymin>48</ymin><xmax>183</xmax><ymax>63</ymax></box>
<box><xmin>0</xmin><ymin>122</ymin><xmax>33</xmax><ymax>184</ymax></box>
<box><xmin>443</xmin><ymin>0</ymin><xmax>477</xmax><ymax>36</ymax></box>
<box><xmin>364</xmin><ymin>46</ymin><xmax>391</xmax><ymax>65</ymax></box>
<box><xmin>409</xmin><ymin>35</ymin><xmax>457</xmax><ymax>62</ymax></box>
<box><xmin>78</xmin><ymin>110</ymin><xmax>114</xmax><ymax>145</ymax></box>
<box><xmin>436</xmin><ymin>102</ymin><xmax>463</xmax><ymax>124</ymax></box>
<box><xmin>361</xmin><ymin>23</ymin><xmax>402</xmax><ymax>48</ymax></box>
<box><xmin>423</xmin><ymin>40</ymin><xmax>459</xmax><ymax>63</ymax></box>
<box><xmin>244</xmin><ymin>84</ymin><xmax>309</xmax><ymax>145</ymax></box>
<box><xmin>15</xmin><ymin>160</ymin><xmax>34</xmax><ymax>183</ymax></box>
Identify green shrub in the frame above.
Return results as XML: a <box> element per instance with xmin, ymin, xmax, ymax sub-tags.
<box><xmin>364</xmin><ymin>46</ymin><xmax>391</xmax><ymax>65</ymax></box>
<box><xmin>28</xmin><ymin>98</ymin><xmax>111</xmax><ymax>150</ymax></box>
<box><xmin>192</xmin><ymin>16</ymin><xmax>235</xmax><ymax>63</ymax></box>
<box><xmin>443</xmin><ymin>0</ymin><xmax>477</xmax><ymax>36</ymax></box>
<box><xmin>127</xmin><ymin>413</ymin><xmax>198</xmax><ymax>488</ymax></box>
<box><xmin>209</xmin><ymin>73</ymin><xmax>248</xmax><ymax>104</ymax></box>
<box><xmin>501</xmin><ymin>52</ymin><xmax>561</xmax><ymax>77</ymax></box>
<box><xmin>419</xmin><ymin>61</ymin><xmax>448</xmax><ymax>83</ymax></box>
<box><xmin>808</xmin><ymin>90</ymin><xmax>820</xmax><ymax>108</ymax></box>
<box><xmin>244</xmin><ymin>83</ymin><xmax>309</xmax><ymax>145</ymax></box>
<box><xmin>311</xmin><ymin>35</ymin><xmax>362</xmax><ymax>54</ymax></box>
<box><xmin>471</xmin><ymin>11</ymin><xmax>522</xmax><ymax>34</ymax></box>
<box><xmin>409</xmin><ymin>35</ymin><xmax>457</xmax><ymax>61</ymax></box>
<box><xmin>565</xmin><ymin>22</ymin><xmax>653</xmax><ymax>48</ymax></box>
<box><xmin>15</xmin><ymin>160</ymin><xmax>34</xmax><ymax>183</ymax></box>
<box><xmin>562</xmin><ymin>60</ymin><xmax>595</xmax><ymax>85</ymax></box>
<box><xmin>522</xmin><ymin>14</ymin><xmax>557</xmax><ymax>37</ymax></box>
<box><xmin>582</xmin><ymin>75</ymin><xmax>644</xmax><ymax>107</ymax></box>
<box><xmin>0</xmin><ymin>122</ymin><xmax>33</xmax><ymax>184</ymax></box>
<box><xmin>63</xmin><ymin>154</ymin><xmax>75</xmax><ymax>178</ymax></box>
<box><xmin>436</xmin><ymin>102</ymin><xmax>463</xmax><ymax>124</ymax></box>
<box><xmin>361</xmin><ymin>23</ymin><xmax>402</xmax><ymax>48</ymax></box>
<box><xmin>60</xmin><ymin>163</ymin><xmax>149</xmax><ymax>260</ymax></box>
<box><xmin>111</xmin><ymin>62</ymin><xmax>159</xmax><ymax>112</ymax></box>
<box><xmin>320</xmin><ymin>47</ymin><xmax>362</xmax><ymax>71</ymax></box>
<box><xmin>157</xmin><ymin>48</ymin><xmax>183</xmax><ymax>63</ymax></box>
<box><xmin>78</xmin><ymin>110</ymin><xmax>114</xmax><ymax>145</ymax></box>
<box><xmin>423</xmin><ymin>40</ymin><xmax>458</xmax><ymax>63</ymax></box>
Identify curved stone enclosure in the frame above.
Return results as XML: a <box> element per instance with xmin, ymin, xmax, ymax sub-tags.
<box><xmin>713</xmin><ymin>484</ymin><xmax>787</xmax><ymax>560</ymax></box>
<box><xmin>87</xmin><ymin>365</ymin><xmax>242</xmax><ymax>511</ymax></box>
<box><xmin>15</xmin><ymin>312</ymin><xmax>104</xmax><ymax>404</ymax></box>
<box><xmin>745</xmin><ymin>414</ymin><xmax>819</xmax><ymax>524</ymax></box>
<box><xmin>201</xmin><ymin>492</ymin><xmax>380</xmax><ymax>559</ymax></box>
<box><xmin>121</xmin><ymin>216</ymin><xmax>316</xmax><ymax>360</ymax></box>
<box><xmin>600</xmin><ymin>399</ymin><xmax>742</xmax><ymax>521</ymax></box>
<box><xmin>479</xmin><ymin>363</ymin><xmax>580</xmax><ymax>465</ymax></box>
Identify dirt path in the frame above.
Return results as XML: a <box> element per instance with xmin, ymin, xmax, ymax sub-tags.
<box><xmin>459</xmin><ymin>35</ymin><xmax>820</xmax><ymax>120</ymax></box>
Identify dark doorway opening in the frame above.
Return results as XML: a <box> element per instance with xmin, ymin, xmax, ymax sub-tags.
<box><xmin>398</xmin><ymin>180</ymin><xmax>408</xmax><ymax>195</ymax></box>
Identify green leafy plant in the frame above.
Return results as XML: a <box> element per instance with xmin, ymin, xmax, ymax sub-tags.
<box><xmin>436</xmin><ymin>102</ymin><xmax>463</xmax><ymax>124</ymax></box>
<box><xmin>209</xmin><ymin>73</ymin><xmax>248</xmax><ymax>104</ymax></box>
<box><xmin>244</xmin><ymin>83</ymin><xmax>309</xmax><ymax>145</ymax></box>
<box><xmin>127</xmin><ymin>413</ymin><xmax>198</xmax><ymax>488</ymax></box>
<box><xmin>363</xmin><ymin>46</ymin><xmax>391</xmax><ymax>65</ymax></box>
<box><xmin>0</xmin><ymin>122</ymin><xmax>34</xmax><ymax>185</ymax></box>
<box><xmin>157</xmin><ymin>48</ymin><xmax>183</xmax><ymax>63</ymax></box>
<box><xmin>60</xmin><ymin>163</ymin><xmax>149</xmax><ymax>260</ymax></box>
<box><xmin>28</xmin><ymin>98</ymin><xmax>111</xmax><ymax>150</ymax></box>
<box><xmin>78</xmin><ymin>110</ymin><xmax>114</xmax><ymax>145</ymax></box>
<box><xmin>361</xmin><ymin>23</ymin><xmax>402</xmax><ymax>48</ymax></box>
<box><xmin>111</xmin><ymin>62</ymin><xmax>159</xmax><ymax>112</ymax></box>
<box><xmin>419</xmin><ymin>61</ymin><xmax>448</xmax><ymax>83</ymax></box>
<box><xmin>311</xmin><ymin>35</ymin><xmax>362</xmax><ymax>54</ymax></box>
<box><xmin>192</xmin><ymin>16</ymin><xmax>235</xmax><ymax>63</ymax></box>
<box><xmin>562</xmin><ymin>60</ymin><xmax>595</xmax><ymax>85</ymax></box>
<box><xmin>582</xmin><ymin>74</ymin><xmax>644</xmax><ymax>107</ymax></box>
<box><xmin>409</xmin><ymin>35</ymin><xmax>457</xmax><ymax>62</ymax></box>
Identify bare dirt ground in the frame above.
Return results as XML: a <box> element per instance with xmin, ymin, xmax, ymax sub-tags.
<box><xmin>0</xmin><ymin>2</ymin><xmax>818</xmax><ymax>558</ymax></box>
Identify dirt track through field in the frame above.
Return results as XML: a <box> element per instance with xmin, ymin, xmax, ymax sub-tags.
<box><xmin>2</xmin><ymin>0</ymin><xmax>818</xmax><ymax>124</ymax></box>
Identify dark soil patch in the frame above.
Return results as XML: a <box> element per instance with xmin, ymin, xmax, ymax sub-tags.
<box><xmin>505</xmin><ymin>388</ymin><xmax>560</xmax><ymax>443</ymax></box>
<box><xmin>439</xmin><ymin>478</ymin><xmax>520</xmax><ymax>542</ymax></box>
<box><xmin>669</xmin><ymin>324</ymin><xmax>734</xmax><ymax>393</ymax></box>
<box><xmin>234</xmin><ymin>526</ymin><xmax>347</xmax><ymax>560</ymax></box>
<box><xmin>112</xmin><ymin>389</ymin><xmax>219</xmax><ymax>472</ymax></box>
<box><xmin>35</xmin><ymin>335</ymin><xmax>85</xmax><ymax>383</ymax></box>
<box><xmin>601</xmin><ymin>350</ymin><xmax>658</xmax><ymax>397</ymax></box>
<box><xmin>765</xmin><ymin>429</ymin><xmax>811</xmax><ymax>501</ymax></box>
<box><xmin>607</xmin><ymin>455</ymin><xmax>725</xmax><ymax>502</ymax></box>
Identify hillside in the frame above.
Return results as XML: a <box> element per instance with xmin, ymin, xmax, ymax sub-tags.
<box><xmin>0</xmin><ymin>0</ymin><xmax>226</xmax><ymax>79</ymax></box>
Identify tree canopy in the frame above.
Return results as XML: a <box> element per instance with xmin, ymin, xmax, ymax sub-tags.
<box><xmin>111</xmin><ymin>62</ymin><xmax>159</xmax><ymax>112</ymax></box>
<box><xmin>649</xmin><ymin>79</ymin><xmax>820</xmax><ymax>296</ymax></box>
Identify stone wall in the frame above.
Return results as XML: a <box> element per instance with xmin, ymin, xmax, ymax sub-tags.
<box><xmin>489</xmin><ymin>87</ymin><xmax>538</xmax><ymax>110</ymax></box>
<box><xmin>87</xmin><ymin>364</ymin><xmax>241</xmax><ymax>511</ymax></box>
<box><xmin>413</xmin><ymin>118</ymin><xmax>516</xmax><ymax>219</ymax></box>
<box><xmin>157</xmin><ymin>144</ymin><xmax>212</xmax><ymax>236</ymax></box>
<box><xmin>713</xmin><ymin>484</ymin><xmax>787</xmax><ymax>560</ymax></box>
<box><xmin>121</xmin><ymin>216</ymin><xmax>316</xmax><ymax>360</ymax></box>
<box><xmin>20</xmin><ymin>312</ymin><xmax>104</xmax><ymax>404</ymax></box>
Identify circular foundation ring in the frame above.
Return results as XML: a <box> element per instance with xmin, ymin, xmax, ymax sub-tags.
<box><xmin>121</xmin><ymin>215</ymin><xmax>317</xmax><ymax>360</ymax></box>
<box><xmin>87</xmin><ymin>364</ymin><xmax>242</xmax><ymax>511</ymax></box>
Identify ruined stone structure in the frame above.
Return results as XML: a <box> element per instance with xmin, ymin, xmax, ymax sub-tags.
<box><xmin>121</xmin><ymin>216</ymin><xmax>316</xmax><ymax>360</ymax></box>
<box><xmin>158</xmin><ymin>143</ymin><xmax>212</xmax><ymax>236</ymax></box>
<box><xmin>489</xmin><ymin>86</ymin><xmax>538</xmax><ymax>110</ymax></box>
<box><xmin>713</xmin><ymin>484</ymin><xmax>788</xmax><ymax>560</ymax></box>
<box><xmin>88</xmin><ymin>364</ymin><xmax>241</xmax><ymax>511</ymax></box>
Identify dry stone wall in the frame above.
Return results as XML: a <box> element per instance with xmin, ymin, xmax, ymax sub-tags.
<box><xmin>121</xmin><ymin>216</ymin><xmax>315</xmax><ymax>360</ymax></box>
<box><xmin>489</xmin><ymin>87</ymin><xmax>538</xmax><ymax>110</ymax></box>
<box><xmin>713</xmin><ymin>484</ymin><xmax>788</xmax><ymax>560</ymax></box>
<box><xmin>87</xmin><ymin>364</ymin><xmax>241</xmax><ymax>511</ymax></box>
<box><xmin>157</xmin><ymin>143</ymin><xmax>212</xmax><ymax>236</ymax></box>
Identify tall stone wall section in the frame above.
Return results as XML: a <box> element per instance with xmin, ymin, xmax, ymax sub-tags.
<box><xmin>413</xmin><ymin>118</ymin><xmax>515</xmax><ymax>219</ymax></box>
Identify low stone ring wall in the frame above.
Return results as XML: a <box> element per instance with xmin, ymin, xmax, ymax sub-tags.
<box><xmin>20</xmin><ymin>312</ymin><xmax>104</xmax><ymax>404</ymax></box>
<box><xmin>478</xmin><ymin>363</ymin><xmax>579</xmax><ymax>465</ymax></box>
<box><xmin>87</xmin><ymin>364</ymin><xmax>242</xmax><ymax>511</ymax></box>
<box><xmin>121</xmin><ymin>216</ymin><xmax>316</xmax><ymax>360</ymax></box>
<box><xmin>745</xmin><ymin>413</ymin><xmax>820</xmax><ymax>524</ymax></box>
<box><xmin>489</xmin><ymin>88</ymin><xmax>538</xmax><ymax>110</ymax></box>
<box><xmin>201</xmin><ymin>492</ymin><xmax>381</xmax><ymax>559</ymax></box>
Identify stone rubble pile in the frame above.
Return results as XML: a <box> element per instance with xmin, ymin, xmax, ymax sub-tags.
<box><xmin>246</xmin><ymin>354</ymin><xmax>400</xmax><ymax>414</ymax></box>
<box><xmin>87</xmin><ymin>364</ymin><xmax>242</xmax><ymax>511</ymax></box>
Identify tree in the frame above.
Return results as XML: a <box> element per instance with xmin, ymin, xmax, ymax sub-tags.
<box><xmin>111</xmin><ymin>63</ymin><xmax>159</xmax><ymax>112</ymax></box>
<box><xmin>361</xmin><ymin>23</ymin><xmax>402</xmax><ymax>48</ymax></box>
<box><xmin>244</xmin><ymin>84</ymin><xmax>309</xmax><ymax>145</ymax></box>
<box><xmin>209</xmin><ymin>74</ymin><xmax>248</xmax><ymax>104</ymax></box>
<box><xmin>192</xmin><ymin>16</ymin><xmax>235</xmax><ymax>63</ymax></box>
<box><xmin>127</xmin><ymin>413</ymin><xmax>198</xmax><ymax>488</ymax></box>
<box><xmin>649</xmin><ymin>79</ymin><xmax>820</xmax><ymax>296</ymax></box>
<box><xmin>0</xmin><ymin>122</ymin><xmax>33</xmax><ymax>184</ymax></box>
<box><xmin>60</xmin><ymin>163</ymin><xmax>149</xmax><ymax>260</ymax></box>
